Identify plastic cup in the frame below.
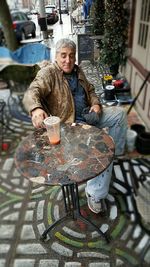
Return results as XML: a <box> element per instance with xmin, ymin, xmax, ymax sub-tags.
<box><xmin>44</xmin><ymin>116</ymin><xmax>61</xmax><ymax>145</ymax></box>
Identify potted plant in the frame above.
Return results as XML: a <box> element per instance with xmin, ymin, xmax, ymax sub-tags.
<box><xmin>99</xmin><ymin>0</ymin><xmax>130</xmax><ymax>77</ymax></box>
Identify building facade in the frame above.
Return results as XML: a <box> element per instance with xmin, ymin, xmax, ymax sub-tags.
<box><xmin>124</xmin><ymin>0</ymin><xmax>150</xmax><ymax>128</ymax></box>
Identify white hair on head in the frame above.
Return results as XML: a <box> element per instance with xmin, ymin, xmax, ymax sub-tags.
<box><xmin>55</xmin><ymin>38</ymin><xmax>76</xmax><ymax>53</ymax></box>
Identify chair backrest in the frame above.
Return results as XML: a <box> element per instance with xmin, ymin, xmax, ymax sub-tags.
<box><xmin>0</xmin><ymin>64</ymin><xmax>40</xmax><ymax>83</ymax></box>
<box><xmin>11</xmin><ymin>43</ymin><xmax>51</xmax><ymax>64</ymax></box>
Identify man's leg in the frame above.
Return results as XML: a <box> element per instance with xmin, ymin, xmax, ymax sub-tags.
<box><xmin>85</xmin><ymin>107</ymin><xmax>127</xmax><ymax>213</ymax></box>
<box><xmin>96</xmin><ymin>106</ymin><xmax>127</xmax><ymax>156</ymax></box>
<box><xmin>85</xmin><ymin>162</ymin><xmax>113</xmax><ymax>213</ymax></box>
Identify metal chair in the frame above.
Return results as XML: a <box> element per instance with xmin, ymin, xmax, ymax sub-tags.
<box><xmin>70</xmin><ymin>15</ymin><xmax>84</xmax><ymax>34</ymax></box>
<box><xmin>0</xmin><ymin>64</ymin><xmax>40</xmax><ymax>124</ymax></box>
<box><xmin>0</xmin><ymin>43</ymin><xmax>50</xmax><ymax>123</ymax></box>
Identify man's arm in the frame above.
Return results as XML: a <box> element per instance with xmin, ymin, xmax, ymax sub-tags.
<box><xmin>23</xmin><ymin>66</ymin><xmax>52</xmax><ymax>112</ymax></box>
<box><xmin>23</xmin><ymin>67</ymin><xmax>52</xmax><ymax>128</ymax></box>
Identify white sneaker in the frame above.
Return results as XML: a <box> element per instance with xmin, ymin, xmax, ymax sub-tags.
<box><xmin>85</xmin><ymin>188</ymin><xmax>102</xmax><ymax>214</ymax></box>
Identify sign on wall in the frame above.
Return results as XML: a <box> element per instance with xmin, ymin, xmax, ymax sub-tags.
<box><xmin>77</xmin><ymin>34</ymin><xmax>94</xmax><ymax>65</ymax></box>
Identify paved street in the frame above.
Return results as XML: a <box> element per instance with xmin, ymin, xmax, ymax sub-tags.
<box><xmin>0</xmin><ymin>14</ymin><xmax>150</xmax><ymax>267</ymax></box>
<box><xmin>32</xmin><ymin>13</ymin><xmax>76</xmax><ymax>61</ymax></box>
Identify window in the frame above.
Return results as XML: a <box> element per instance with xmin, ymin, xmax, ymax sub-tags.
<box><xmin>19</xmin><ymin>12</ymin><xmax>28</xmax><ymax>21</ymax></box>
<box><xmin>12</xmin><ymin>13</ymin><xmax>20</xmax><ymax>21</ymax></box>
<box><xmin>138</xmin><ymin>0</ymin><xmax>150</xmax><ymax>48</ymax></box>
<box><xmin>45</xmin><ymin>7</ymin><xmax>53</xmax><ymax>14</ymax></box>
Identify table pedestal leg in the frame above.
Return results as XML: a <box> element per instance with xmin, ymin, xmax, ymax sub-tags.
<box><xmin>41</xmin><ymin>178</ymin><xmax>110</xmax><ymax>242</ymax></box>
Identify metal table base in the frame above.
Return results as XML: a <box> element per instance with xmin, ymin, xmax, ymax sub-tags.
<box><xmin>40</xmin><ymin>176</ymin><xmax>110</xmax><ymax>243</ymax></box>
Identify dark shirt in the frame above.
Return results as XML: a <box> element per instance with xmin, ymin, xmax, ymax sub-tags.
<box><xmin>64</xmin><ymin>71</ymin><xmax>88</xmax><ymax>122</ymax></box>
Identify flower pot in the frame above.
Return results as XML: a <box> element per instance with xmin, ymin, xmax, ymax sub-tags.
<box><xmin>136</xmin><ymin>132</ymin><xmax>150</xmax><ymax>154</ymax></box>
<box><xmin>131</xmin><ymin>124</ymin><xmax>145</xmax><ymax>135</ymax></box>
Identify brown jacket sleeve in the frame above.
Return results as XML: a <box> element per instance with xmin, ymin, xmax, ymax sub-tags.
<box><xmin>23</xmin><ymin>66</ymin><xmax>54</xmax><ymax>114</ymax></box>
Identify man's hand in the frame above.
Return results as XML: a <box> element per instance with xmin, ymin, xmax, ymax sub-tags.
<box><xmin>31</xmin><ymin>108</ymin><xmax>48</xmax><ymax>128</ymax></box>
<box><xmin>89</xmin><ymin>104</ymin><xmax>102</xmax><ymax>114</ymax></box>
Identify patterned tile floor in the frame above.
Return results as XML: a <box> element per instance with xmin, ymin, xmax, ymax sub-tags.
<box><xmin>0</xmin><ymin>115</ymin><xmax>150</xmax><ymax>267</ymax></box>
<box><xmin>0</xmin><ymin>79</ymin><xmax>150</xmax><ymax>267</ymax></box>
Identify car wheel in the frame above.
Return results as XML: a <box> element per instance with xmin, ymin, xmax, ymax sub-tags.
<box><xmin>32</xmin><ymin>31</ymin><xmax>36</xmax><ymax>38</ymax></box>
<box><xmin>21</xmin><ymin>31</ymin><xmax>26</xmax><ymax>40</ymax></box>
<box><xmin>55</xmin><ymin>17</ymin><xmax>58</xmax><ymax>23</ymax></box>
<box><xmin>0</xmin><ymin>36</ymin><xmax>6</xmax><ymax>46</ymax></box>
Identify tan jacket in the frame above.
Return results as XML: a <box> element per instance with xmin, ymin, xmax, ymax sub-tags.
<box><xmin>23</xmin><ymin>62</ymin><xmax>101</xmax><ymax>123</ymax></box>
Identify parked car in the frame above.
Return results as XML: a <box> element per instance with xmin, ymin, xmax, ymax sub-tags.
<box><xmin>11</xmin><ymin>10</ymin><xmax>36</xmax><ymax>40</ymax></box>
<box><xmin>0</xmin><ymin>10</ymin><xmax>36</xmax><ymax>45</ymax></box>
<box><xmin>45</xmin><ymin>5</ymin><xmax>59</xmax><ymax>25</ymax></box>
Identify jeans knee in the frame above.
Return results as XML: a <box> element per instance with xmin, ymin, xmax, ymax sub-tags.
<box><xmin>116</xmin><ymin>107</ymin><xmax>127</xmax><ymax>124</ymax></box>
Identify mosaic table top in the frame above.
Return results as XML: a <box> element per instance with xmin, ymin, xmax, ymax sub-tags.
<box><xmin>15</xmin><ymin>123</ymin><xmax>115</xmax><ymax>186</ymax></box>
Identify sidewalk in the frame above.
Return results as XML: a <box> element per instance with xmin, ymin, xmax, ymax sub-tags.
<box><xmin>42</xmin><ymin>14</ymin><xmax>76</xmax><ymax>62</ymax></box>
<box><xmin>0</xmin><ymin>14</ymin><xmax>150</xmax><ymax>267</ymax></box>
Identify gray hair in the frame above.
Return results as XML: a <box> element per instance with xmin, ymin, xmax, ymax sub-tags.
<box><xmin>55</xmin><ymin>38</ymin><xmax>76</xmax><ymax>54</ymax></box>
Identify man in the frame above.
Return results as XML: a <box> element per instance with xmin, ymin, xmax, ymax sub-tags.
<box><xmin>72</xmin><ymin>0</ymin><xmax>84</xmax><ymax>23</ymax></box>
<box><xmin>83</xmin><ymin>0</ymin><xmax>93</xmax><ymax>19</ymax></box>
<box><xmin>23</xmin><ymin>38</ymin><xmax>127</xmax><ymax>214</ymax></box>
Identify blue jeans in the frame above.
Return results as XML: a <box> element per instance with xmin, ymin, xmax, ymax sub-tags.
<box><xmin>86</xmin><ymin>162</ymin><xmax>113</xmax><ymax>201</ymax></box>
<box><xmin>95</xmin><ymin>106</ymin><xmax>127</xmax><ymax>156</ymax></box>
<box><xmin>86</xmin><ymin>106</ymin><xmax>127</xmax><ymax>201</ymax></box>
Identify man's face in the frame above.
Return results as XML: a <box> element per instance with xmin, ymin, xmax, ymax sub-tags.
<box><xmin>55</xmin><ymin>46</ymin><xmax>76</xmax><ymax>73</ymax></box>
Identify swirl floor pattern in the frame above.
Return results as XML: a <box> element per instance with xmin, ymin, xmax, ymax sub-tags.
<box><xmin>0</xmin><ymin>109</ymin><xmax>150</xmax><ymax>267</ymax></box>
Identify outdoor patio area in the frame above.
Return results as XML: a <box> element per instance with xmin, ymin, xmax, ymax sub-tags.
<box><xmin>0</xmin><ymin>57</ymin><xmax>150</xmax><ymax>267</ymax></box>
<box><xmin>0</xmin><ymin>9</ymin><xmax>150</xmax><ymax>267</ymax></box>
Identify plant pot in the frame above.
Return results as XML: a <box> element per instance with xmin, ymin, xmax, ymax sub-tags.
<box><xmin>131</xmin><ymin>124</ymin><xmax>145</xmax><ymax>135</ymax></box>
<box><xmin>136</xmin><ymin>132</ymin><xmax>150</xmax><ymax>154</ymax></box>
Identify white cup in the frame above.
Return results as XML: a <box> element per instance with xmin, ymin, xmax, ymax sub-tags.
<box><xmin>126</xmin><ymin>129</ymin><xmax>137</xmax><ymax>152</ymax></box>
<box><xmin>44</xmin><ymin>116</ymin><xmax>61</xmax><ymax>145</ymax></box>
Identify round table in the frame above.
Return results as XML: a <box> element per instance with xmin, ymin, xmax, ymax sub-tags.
<box><xmin>15</xmin><ymin>123</ymin><xmax>114</xmax><ymax>184</ymax></box>
<box><xmin>15</xmin><ymin>123</ymin><xmax>115</xmax><ymax>242</ymax></box>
